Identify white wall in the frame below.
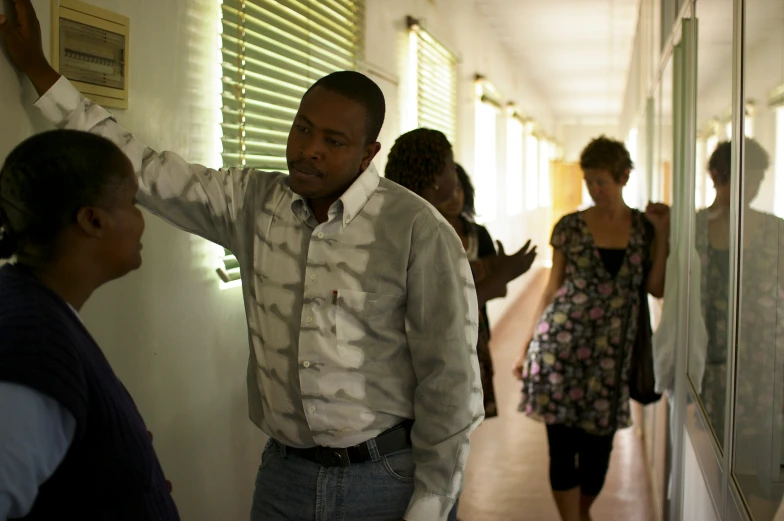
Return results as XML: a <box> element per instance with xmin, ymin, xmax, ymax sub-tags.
<box><xmin>0</xmin><ymin>0</ymin><xmax>559</xmax><ymax>517</ymax></box>
<box><xmin>0</xmin><ymin>1</ymin><xmax>262</xmax><ymax>519</ymax></box>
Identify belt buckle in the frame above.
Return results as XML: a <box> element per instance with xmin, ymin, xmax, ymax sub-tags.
<box><xmin>322</xmin><ymin>447</ymin><xmax>351</xmax><ymax>468</ymax></box>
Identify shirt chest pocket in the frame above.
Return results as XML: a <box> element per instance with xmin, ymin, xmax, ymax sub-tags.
<box><xmin>335</xmin><ymin>289</ymin><xmax>406</xmax><ymax>364</ymax></box>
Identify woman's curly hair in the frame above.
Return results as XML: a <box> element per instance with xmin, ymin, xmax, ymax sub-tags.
<box><xmin>579</xmin><ymin>135</ymin><xmax>634</xmax><ymax>182</ymax></box>
<box><xmin>385</xmin><ymin>128</ymin><xmax>452</xmax><ymax>196</ymax></box>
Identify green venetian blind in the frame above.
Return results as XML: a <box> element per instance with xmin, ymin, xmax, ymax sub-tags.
<box><xmin>217</xmin><ymin>0</ymin><xmax>365</xmax><ymax>284</ymax></box>
<box><xmin>409</xmin><ymin>18</ymin><xmax>458</xmax><ymax>145</ymax></box>
<box><xmin>216</xmin><ymin>247</ymin><xmax>241</xmax><ymax>283</ymax></box>
<box><xmin>220</xmin><ymin>0</ymin><xmax>366</xmax><ymax>172</ymax></box>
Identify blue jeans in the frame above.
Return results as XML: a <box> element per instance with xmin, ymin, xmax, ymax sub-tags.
<box><xmin>251</xmin><ymin>439</ymin><xmax>458</xmax><ymax>521</ymax></box>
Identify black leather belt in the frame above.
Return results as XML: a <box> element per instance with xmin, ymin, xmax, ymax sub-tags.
<box><xmin>284</xmin><ymin>420</ymin><xmax>413</xmax><ymax>468</ymax></box>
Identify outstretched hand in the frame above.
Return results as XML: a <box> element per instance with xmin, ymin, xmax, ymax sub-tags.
<box><xmin>486</xmin><ymin>239</ymin><xmax>537</xmax><ymax>285</ymax></box>
<box><xmin>0</xmin><ymin>0</ymin><xmax>60</xmax><ymax>94</ymax></box>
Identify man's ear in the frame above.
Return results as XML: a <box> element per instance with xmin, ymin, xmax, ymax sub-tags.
<box><xmin>360</xmin><ymin>142</ymin><xmax>382</xmax><ymax>172</ymax></box>
<box><xmin>75</xmin><ymin>207</ymin><xmax>108</xmax><ymax>238</ymax></box>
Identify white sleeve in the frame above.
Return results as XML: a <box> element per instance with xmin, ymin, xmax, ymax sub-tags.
<box><xmin>0</xmin><ymin>381</ymin><xmax>76</xmax><ymax>519</ymax></box>
<box><xmin>34</xmin><ymin>76</ymin><xmax>267</xmax><ymax>249</ymax></box>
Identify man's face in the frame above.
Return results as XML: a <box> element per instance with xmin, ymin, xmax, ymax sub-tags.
<box><xmin>286</xmin><ymin>86</ymin><xmax>380</xmax><ymax>202</ymax></box>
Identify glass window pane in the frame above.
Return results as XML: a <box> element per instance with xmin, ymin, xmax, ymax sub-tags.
<box><xmin>649</xmin><ymin>63</ymin><xmax>672</xmax><ymax>215</ymax></box>
<box><xmin>506</xmin><ymin>117</ymin><xmax>524</xmax><ymax>216</ymax></box>
<box><xmin>474</xmin><ymin>101</ymin><xmax>499</xmax><ymax>222</ymax></box>
<box><xmin>661</xmin><ymin>0</ymin><xmax>675</xmax><ymax>51</ymax></box>
<box><xmin>775</xmin><ymin>108</ymin><xmax>784</xmax><ymax>219</ymax></box>
<box><xmin>538</xmin><ymin>139</ymin><xmax>552</xmax><ymax>208</ymax></box>
<box><xmin>525</xmin><ymin>129</ymin><xmax>539</xmax><ymax>211</ymax></box>
<box><xmin>624</xmin><ymin>128</ymin><xmax>643</xmax><ymax>209</ymax></box>
<box><xmin>690</xmin><ymin>0</ymin><xmax>734</xmax><ymax>453</ymax></box>
<box><xmin>733</xmin><ymin>0</ymin><xmax>784</xmax><ymax>518</ymax></box>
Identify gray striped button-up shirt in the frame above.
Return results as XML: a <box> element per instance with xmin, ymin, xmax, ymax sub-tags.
<box><xmin>36</xmin><ymin>76</ymin><xmax>483</xmax><ymax>521</ymax></box>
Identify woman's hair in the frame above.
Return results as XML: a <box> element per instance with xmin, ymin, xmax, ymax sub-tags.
<box><xmin>455</xmin><ymin>163</ymin><xmax>477</xmax><ymax>220</ymax></box>
<box><xmin>579</xmin><ymin>135</ymin><xmax>634</xmax><ymax>182</ymax></box>
<box><xmin>708</xmin><ymin>138</ymin><xmax>769</xmax><ymax>185</ymax></box>
<box><xmin>385</xmin><ymin>128</ymin><xmax>452</xmax><ymax>195</ymax></box>
<box><xmin>0</xmin><ymin>130</ymin><xmax>129</xmax><ymax>262</ymax></box>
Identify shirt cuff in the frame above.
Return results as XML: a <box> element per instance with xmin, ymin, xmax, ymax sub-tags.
<box><xmin>34</xmin><ymin>75</ymin><xmax>84</xmax><ymax>123</ymax></box>
<box><xmin>404</xmin><ymin>488</ymin><xmax>455</xmax><ymax>521</ymax></box>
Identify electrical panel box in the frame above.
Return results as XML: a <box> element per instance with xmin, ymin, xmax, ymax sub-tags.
<box><xmin>50</xmin><ymin>0</ymin><xmax>130</xmax><ymax>109</ymax></box>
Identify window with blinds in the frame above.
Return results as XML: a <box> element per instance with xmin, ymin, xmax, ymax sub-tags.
<box><xmin>220</xmin><ymin>0</ymin><xmax>365</xmax><ymax>171</ymax></box>
<box><xmin>506</xmin><ymin>113</ymin><xmax>524</xmax><ymax>217</ymax></box>
<box><xmin>217</xmin><ymin>0</ymin><xmax>365</xmax><ymax>284</ymax></box>
<box><xmin>473</xmin><ymin>76</ymin><xmax>502</xmax><ymax>222</ymax></box>
<box><xmin>216</xmin><ymin>247</ymin><xmax>240</xmax><ymax>284</ymax></box>
<box><xmin>407</xmin><ymin>17</ymin><xmax>458</xmax><ymax>146</ymax></box>
<box><xmin>524</xmin><ymin>127</ymin><xmax>539</xmax><ymax>211</ymax></box>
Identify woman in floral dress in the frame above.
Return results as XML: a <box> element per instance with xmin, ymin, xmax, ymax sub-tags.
<box><xmin>512</xmin><ymin>136</ymin><xmax>669</xmax><ymax>521</ymax></box>
<box><xmin>385</xmin><ymin>128</ymin><xmax>536</xmax><ymax>521</ymax></box>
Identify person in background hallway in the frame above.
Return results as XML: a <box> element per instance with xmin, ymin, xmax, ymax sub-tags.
<box><xmin>512</xmin><ymin>136</ymin><xmax>669</xmax><ymax>521</ymax></box>
<box><xmin>0</xmin><ymin>2</ymin><xmax>482</xmax><ymax>520</ymax></box>
<box><xmin>384</xmin><ymin>129</ymin><xmax>538</xmax><ymax>305</ymax></box>
<box><xmin>0</xmin><ymin>131</ymin><xmax>178</xmax><ymax>520</ymax></box>
<box><xmin>696</xmin><ymin>139</ymin><xmax>784</xmax><ymax>519</ymax></box>
<box><xmin>435</xmin><ymin>162</ymin><xmax>537</xmax><ymax>419</ymax></box>
<box><xmin>385</xmin><ymin>129</ymin><xmax>536</xmax><ymax>521</ymax></box>
<box><xmin>385</xmin><ymin>130</ymin><xmax>538</xmax><ymax>416</ymax></box>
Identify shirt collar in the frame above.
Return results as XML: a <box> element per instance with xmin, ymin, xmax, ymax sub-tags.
<box><xmin>290</xmin><ymin>163</ymin><xmax>380</xmax><ymax>227</ymax></box>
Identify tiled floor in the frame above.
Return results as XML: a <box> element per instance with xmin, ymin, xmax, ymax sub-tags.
<box><xmin>457</xmin><ymin>269</ymin><xmax>656</xmax><ymax>521</ymax></box>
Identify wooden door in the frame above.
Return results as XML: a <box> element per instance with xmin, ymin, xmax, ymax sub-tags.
<box><xmin>662</xmin><ymin>160</ymin><xmax>672</xmax><ymax>204</ymax></box>
<box><xmin>550</xmin><ymin>160</ymin><xmax>583</xmax><ymax>233</ymax></box>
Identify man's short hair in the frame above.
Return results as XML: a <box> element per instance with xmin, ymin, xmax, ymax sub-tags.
<box><xmin>305</xmin><ymin>71</ymin><xmax>386</xmax><ymax>145</ymax></box>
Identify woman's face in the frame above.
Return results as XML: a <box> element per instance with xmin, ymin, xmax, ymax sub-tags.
<box><xmin>583</xmin><ymin>168</ymin><xmax>625</xmax><ymax>208</ymax></box>
<box><xmin>98</xmin><ymin>159</ymin><xmax>145</xmax><ymax>278</ymax></box>
<box><xmin>437</xmin><ymin>177</ymin><xmax>464</xmax><ymax>218</ymax></box>
<box><xmin>423</xmin><ymin>151</ymin><xmax>458</xmax><ymax>207</ymax></box>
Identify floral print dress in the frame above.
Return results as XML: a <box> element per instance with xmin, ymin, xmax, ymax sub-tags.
<box><xmin>519</xmin><ymin>210</ymin><xmax>651</xmax><ymax>435</ymax></box>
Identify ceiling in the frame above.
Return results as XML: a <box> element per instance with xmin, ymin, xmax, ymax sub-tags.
<box><xmin>474</xmin><ymin>0</ymin><xmax>641</xmax><ymax>126</ymax></box>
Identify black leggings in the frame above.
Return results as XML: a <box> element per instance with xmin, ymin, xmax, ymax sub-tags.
<box><xmin>546</xmin><ymin>425</ymin><xmax>615</xmax><ymax>497</ymax></box>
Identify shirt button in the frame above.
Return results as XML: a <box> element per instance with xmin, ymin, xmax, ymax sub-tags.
<box><xmin>344</xmin><ymin>218</ymin><xmax>350</xmax><ymax>224</ymax></box>
<box><xmin>308</xmin><ymin>406</ymin><xmax>316</xmax><ymax>413</ymax></box>
<box><xmin>303</xmin><ymin>361</ymin><xmax>311</xmax><ymax>368</ymax></box>
<box><xmin>310</xmin><ymin>274</ymin><xmax>316</xmax><ymax>281</ymax></box>
<box><xmin>306</xmin><ymin>316</ymin><xmax>313</xmax><ymax>323</ymax></box>
<box><xmin>317</xmin><ymin>232</ymin><xmax>324</xmax><ymax>239</ymax></box>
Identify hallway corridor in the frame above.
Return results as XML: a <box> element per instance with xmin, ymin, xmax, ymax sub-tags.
<box><xmin>458</xmin><ymin>269</ymin><xmax>657</xmax><ymax>521</ymax></box>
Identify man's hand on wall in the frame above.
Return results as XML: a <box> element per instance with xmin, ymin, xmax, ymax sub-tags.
<box><xmin>0</xmin><ymin>0</ymin><xmax>61</xmax><ymax>95</ymax></box>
